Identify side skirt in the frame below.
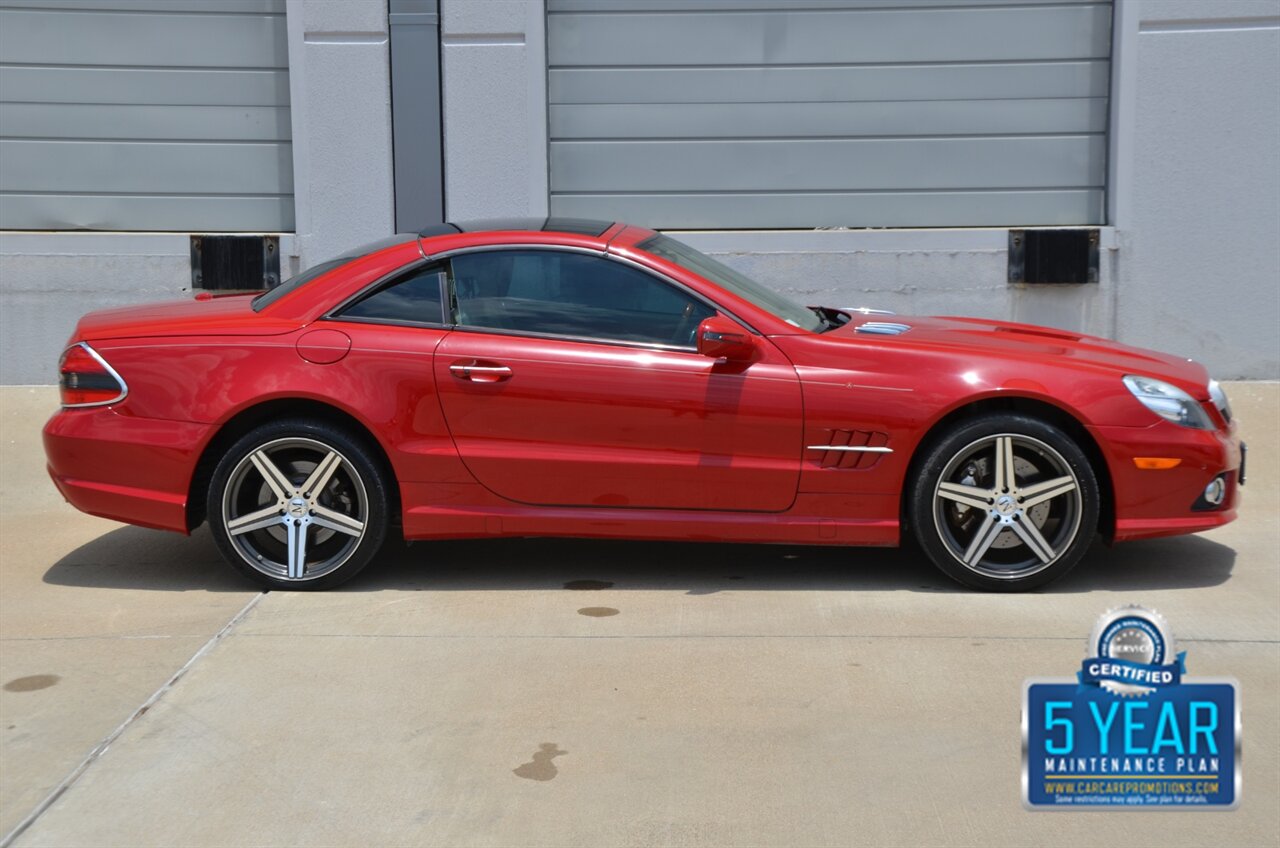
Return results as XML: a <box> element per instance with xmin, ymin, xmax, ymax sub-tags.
<box><xmin>400</xmin><ymin>484</ymin><xmax>900</xmax><ymax>546</ymax></box>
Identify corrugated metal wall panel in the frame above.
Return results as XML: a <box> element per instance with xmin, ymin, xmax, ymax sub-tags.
<box><xmin>0</xmin><ymin>8</ymin><xmax>286</xmax><ymax>66</ymax></box>
<box><xmin>0</xmin><ymin>0</ymin><xmax>293</xmax><ymax>232</ymax></box>
<box><xmin>2</xmin><ymin>104</ymin><xmax>292</xmax><ymax>142</ymax></box>
<box><xmin>0</xmin><ymin>67</ymin><xmax>290</xmax><ymax>107</ymax></box>
<box><xmin>553</xmin><ymin>137</ymin><xmax>1106</xmax><ymax>192</ymax></box>
<box><xmin>2</xmin><ymin>140</ymin><xmax>292</xmax><ymax>194</ymax></box>
<box><xmin>551</xmin><ymin>99</ymin><xmax>1110</xmax><ymax>140</ymax></box>
<box><xmin>551</xmin><ymin>0</ymin><xmax>1091</xmax><ymax>9</ymax></box>
<box><xmin>552</xmin><ymin>190</ymin><xmax>1107</xmax><ymax>230</ymax></box>
<box><xmin>4</xmin><ymin>0</ymin><xmax>282</xmax><ymax>11</ymax></box>
<box><xmin>550</xmin><ymin>62</ymin><xmax>1112</xmax><ymax>104</ymax></box>
<box><xmin>3</xmin><ymin>194</ymin><xmax>294</xmax><ymax>232</ymax></box>
<box><xmin>548</xmin><ymin>0</ymin><xmax>1112</xmax><ymax>229</ymax></box>
<box><xmin>551</xmin><ymin>6</ymin><xmax>1109</xmax><ymax>65</ymax></box>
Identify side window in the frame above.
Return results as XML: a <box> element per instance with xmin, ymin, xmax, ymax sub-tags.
<box><xmin>449</xmin><ymin>251</ymin><xmax>715</xmax><ymax>347</ymax></box>
<box><xmin>336</xmin><ymin>265</ymin><xmax>446</xmax><ymax>325</ymax></box>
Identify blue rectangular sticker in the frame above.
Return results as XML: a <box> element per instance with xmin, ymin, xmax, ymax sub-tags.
<box><xmin>1023</xmin><ymin>679</ymin><xmax>1240</xmax><ymax>809</ymax></box>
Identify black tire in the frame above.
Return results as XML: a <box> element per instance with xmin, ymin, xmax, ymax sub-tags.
<box><xmin>909</xmin><ymin>413</ymin><xmax>1099</xmax><ymax>592</ymax></box>
<box><xmin>208</xmin><ymin>418</ymin><xmax>389</xmax><ymax>590</ymax></box>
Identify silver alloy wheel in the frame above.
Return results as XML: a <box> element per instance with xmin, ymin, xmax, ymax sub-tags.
<box><xmin>931</xmin><ymin>433</ymin><xmax>1083</xmax><ymax>580</ymax></box>
<box><xmin>221</xmin><ymin>437</ymin><xmax>368</xmax><ymax>582</ymax></box>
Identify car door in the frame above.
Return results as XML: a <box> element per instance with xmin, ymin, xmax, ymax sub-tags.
<box><xmin>322</xmin><ymin>261</ymin><xmax>459</xmax><ymax>484</ymax></box>
<box><xmin>433</xmin><ymin>247</ymin><xmax>803</xmax><ymax>512</ymax></box>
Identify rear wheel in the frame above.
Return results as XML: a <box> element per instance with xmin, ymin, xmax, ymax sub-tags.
<box><xmin>909</xmin><ymin>413</ymin><xmax>1099</xmax><ymax>591</ymax></box>
<box><xmin>208</xmin><ymin>419</ymin><xmax>389</xmax><ymax>590</ymax></box>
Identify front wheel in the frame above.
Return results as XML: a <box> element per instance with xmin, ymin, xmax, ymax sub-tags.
<box><xmin>909</xmin><ymin>414</ymin><xmax>1099</xmax><ymax>591</ymax></box>
<box><xmin>208</xmin><ymin>419</ymin><xmax>389</xmax><ymax>590</ymax></box>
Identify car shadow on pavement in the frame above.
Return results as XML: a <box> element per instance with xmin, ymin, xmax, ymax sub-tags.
<box><xmin>42</xmin><ymin>525</ymin><xmax>249</xmax><ymax>593</ymax></box>
<box><xmin>44</xmin><ymin>525</ymin><xmax>1236</xmax><ymax>595</ymax></box>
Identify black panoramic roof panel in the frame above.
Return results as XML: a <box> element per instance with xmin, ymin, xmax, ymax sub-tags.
<box><xmin>418</xmin><ymin>217</ymin><xmax>613</xmax><ymax>238</ymax></box>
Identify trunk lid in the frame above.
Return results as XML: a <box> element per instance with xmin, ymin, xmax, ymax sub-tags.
<box><xmin>73</xmin><ymin>293</ymin><xmax>298</xmax><ymax>342</ymax></box>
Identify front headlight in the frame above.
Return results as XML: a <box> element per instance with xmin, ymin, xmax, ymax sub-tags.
<box><xmin>1208</xmin><ymin>379</ymin><xmax>1232</xmax><ymax>423</ymax></box>
<box><xmin>1122</xmin><ymin>375</ymin><xmax>1214</xmax><ymax>429</ymax></box>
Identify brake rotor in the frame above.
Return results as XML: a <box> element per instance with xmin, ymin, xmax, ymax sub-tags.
<box><xmin>947</xmin><ymin>456</ymin><xmax>1052</xmax><ymax>548</ymax></box>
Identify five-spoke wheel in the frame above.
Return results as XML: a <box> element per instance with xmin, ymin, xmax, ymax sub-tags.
<box><xmin>910</xmin><ymin>414</ymin><xmax>1099</xmax><ymax>591</ymax></box>
<box><xmin>209</xmin><ymin>420</ymin><xmax>388</xmax><ymax>590</ymax></box>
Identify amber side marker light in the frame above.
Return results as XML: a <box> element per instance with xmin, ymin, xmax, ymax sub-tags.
<box><xmin>58</xmin><ymin>343</ymin><xmax>127</xmax><ymax>408</ymax></box>
<box><xmin>1133</xmin><ymin>457</ymin><xmax>1182</xmax><ymax>470</ymax></box>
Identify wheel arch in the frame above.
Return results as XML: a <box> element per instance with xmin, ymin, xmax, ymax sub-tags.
<box><xmin>901</xmin><ymin>394</ymin><xmax>1114</xmax><ymax>541</ymax></box>
<box><xmin>186</xmin><ymin>397</ymin><xmax>400</xmax><ymax>532</ymax></box>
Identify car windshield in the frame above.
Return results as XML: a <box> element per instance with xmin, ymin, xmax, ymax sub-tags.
<box><xmin>637</xmin><ymin>234</ymin><xmax>826</xmax><ymax>332</ymax></box>
<box><xmin>252</xmin><ymin>233</ymin><xmax>419</xmax><ymax>312</ymax></box>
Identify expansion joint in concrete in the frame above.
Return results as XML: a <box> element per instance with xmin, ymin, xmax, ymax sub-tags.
<box><xmin>0</xmin><ymin>593</ymin><xmax>266</xmax><ymax>848</ymax></box>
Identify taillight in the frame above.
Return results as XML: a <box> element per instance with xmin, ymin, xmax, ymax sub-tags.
<box><xmin>58</xmin><ymin>343</ymin><xmax>127</xmax><ymax>408</ymax></box>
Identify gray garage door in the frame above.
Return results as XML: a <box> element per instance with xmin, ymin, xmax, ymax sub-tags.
<box><xmin>0</xmin><ymin>0</ymin><xmax>293</xmax><ymax>232</ymax></box>
<box><xmin>548</xmin><ymin>0</ymin><xmax>1111</xmax><ymax>229</ymax></box>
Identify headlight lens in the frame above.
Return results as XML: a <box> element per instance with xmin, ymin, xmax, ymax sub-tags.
<box><xmin>1208</xmin><ymin>379</ymin><xmax>1232</xmax><ymax>423</ymax></box>
<box><xmin>1122</xmin><ymin>375</ymin><xmax>1214</xmax><ymax>429</ymax></box>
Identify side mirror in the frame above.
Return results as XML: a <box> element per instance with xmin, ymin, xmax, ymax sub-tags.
<box><xmin>696</xmin><ymin>316</ymin><xmax>754</xmax><ymax>361</ymax></box>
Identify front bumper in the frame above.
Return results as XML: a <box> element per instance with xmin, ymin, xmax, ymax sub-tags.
<box><xmin>1091</xmin><ymin>420</ymin><xmax>1243</xmax><ymax>542</ymax></box>
<box><xmin>44</xmin><ymin>406</ymin><xmax>211</xmax><ymax>534</ymax></box>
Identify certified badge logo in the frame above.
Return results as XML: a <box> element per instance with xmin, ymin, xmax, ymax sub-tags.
<box><xmin>1083</xmin><ymin>606</ymin><xmax>1184</xmax><ymax>696</ymax></box>
<box><xmin>1023</xmin><ymin>606</ymin><xmax>1240</xmax><ymax>809</ymax></box>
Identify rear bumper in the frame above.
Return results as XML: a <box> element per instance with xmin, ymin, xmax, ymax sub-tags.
<box><xmin>1091</xmin><ymin>420</ymin><xmax>1243</xmax><ymax>542</ymax></box>
<box><xmin>43</xmin><ymin>406</ymin><xmax>211</xmax><ymax>534</ymax></box>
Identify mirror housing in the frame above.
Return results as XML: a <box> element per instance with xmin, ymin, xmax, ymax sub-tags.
<box><xmin>696</xmin><ymin>316</ymin><xmax>754</xmax><ymax>361</ymax></box>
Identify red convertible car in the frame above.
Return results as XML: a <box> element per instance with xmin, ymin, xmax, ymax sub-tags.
<box><xmin>44</xmin><ymin>219</ymin><xmax>1243</xmax><ymax>591</ymax></box>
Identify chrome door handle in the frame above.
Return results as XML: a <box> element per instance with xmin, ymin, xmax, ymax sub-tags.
<box><xmin>449</xmin><ymin>362</ymin><xmax>513</xmax><ymax>382</ymax></box>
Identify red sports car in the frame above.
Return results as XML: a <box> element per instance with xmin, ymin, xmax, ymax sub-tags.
<box><xmin>44</xmin><ymin>219</ymin><xmax>1243</xmax><ymax>591</ymax></box>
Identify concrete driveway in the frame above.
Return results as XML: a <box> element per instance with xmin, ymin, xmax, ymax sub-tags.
<box><xmin>2</xmin><ymin>384</ymin><xmax>1277</xmax><ymax>847</ymax></box>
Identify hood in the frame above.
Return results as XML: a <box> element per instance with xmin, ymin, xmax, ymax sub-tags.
<box><xmin>834</xmin><ymin>314</ymin><xmax>1211</xmax><ymax>398</ymax></box>
<box><xmin>73</xmin><ymin>293</ymin><xmax>298</xmax><ymax>342</ymax></box>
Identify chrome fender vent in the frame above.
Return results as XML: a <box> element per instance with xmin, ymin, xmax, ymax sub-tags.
<box><xmin>807</xmin><ymin>430</ymin><xmax>892</xmax><ymax>469</ymax></box>
<box><xmin>855</xmin><ymin>322</ymin><xmax>911</xmax><ymax>336</ymax></box>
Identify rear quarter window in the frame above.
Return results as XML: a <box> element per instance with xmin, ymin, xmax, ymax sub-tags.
<box><xmin>252</xmin><ymin>233</ymin><xmax>420</xmax><ymax>312</ymax></box>
<box><xmin>335</xmin><ymin>266</ymin><xmax>447</xmax><ymax>325</ymax></box>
